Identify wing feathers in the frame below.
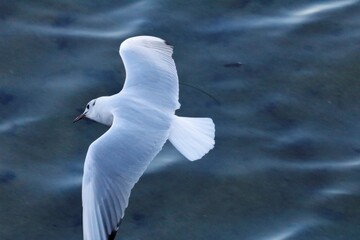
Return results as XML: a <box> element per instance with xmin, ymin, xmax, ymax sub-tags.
<box><xmin>82</xmin><ymin>112</ymin><xmax>172</xmax><ymax>240</ymax></box>
<box><xmin>119</xmin><ymin>36</ymin><xmax>180</xmax><ymax>111</ymax></box>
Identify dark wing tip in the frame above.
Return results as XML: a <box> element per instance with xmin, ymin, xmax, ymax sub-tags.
<box><xmin>164</xmin><ymin>40</ymin><xmax>173</xmax><ymax>47</ymax></box>
<box><xmin>108</xmin><ymin>230</ymin><xmax>117</xmax><ymax>240</ymax></box>
<box><xmin>108</xmin><ymin>219</ymin><xmax>123</xmax><ymax>240</ymax></box>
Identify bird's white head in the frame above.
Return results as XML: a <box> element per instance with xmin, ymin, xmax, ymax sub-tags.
<box><xmin>73</xmin><ymin>97</ymin><xmax>113</xmax><ymax>126</ymax></box>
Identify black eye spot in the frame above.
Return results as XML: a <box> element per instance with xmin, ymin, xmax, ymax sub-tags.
<box><xmin>86</xmin><ymin>104</ymin><xmax>89</xmax><ymax>109</ymax></box>
<box><xmin>93</xmin><ymin>100</ymin><xmax>96</xmax><ymax>106</ymax></box>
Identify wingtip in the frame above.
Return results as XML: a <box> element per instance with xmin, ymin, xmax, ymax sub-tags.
<box><xmin>164</xmin><ymin>40</ymin><xmax>173</xmax><ymax>47</ymax></box>
<box><xmin>119</xmin><ymin>36</ymin><xmax>173</xmax><ymax>54</ymax></box>
<box><xmin>108</xmin><ymin>230</ymin><xmax>117</xmax><ymax>240</ymax></box>
<box><xmin>108</xmin><ymin>219</ymin><xmax>122</xmax><ymax>240</ymax></box>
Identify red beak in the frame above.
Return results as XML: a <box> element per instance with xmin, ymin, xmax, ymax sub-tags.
<box><xmin>73</xmin><ymin>113</ymin><xmax>86</xmax><ymax>123</ymax></box>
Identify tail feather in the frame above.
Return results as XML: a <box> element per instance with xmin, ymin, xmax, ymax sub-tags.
<box><xmin>169</xmin><ymin>116</ymin><xmax>215</xmax><ymax>161</ymax></box>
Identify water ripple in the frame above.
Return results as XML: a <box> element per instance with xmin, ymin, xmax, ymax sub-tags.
<box><xmin>293</xmin><ymin>0</ymin><xmax>358</xmax><ymax>17</ymax></box>
<box><xmin>198</xmin><ymin>0</ymin><xmax>359</xmax><ymax>33</ymax></box>
<box><xmin>10</xmin><ymin>1</ymin><xmax>150</xmax><ymax>39</ymax></box>
<box><xmin>259</xmin><ymin>217</ymin><xmax>323</xmax><ymax>240</ymax></box>
<box><xmin>277</xmin><ymin>157</ymin><xmax>360</xmax><ymax>170</ymax></box>
<box><xmin>0</xmin><ymin>116</ymin><xmax>43</xmax><ymax>133</ymax></box>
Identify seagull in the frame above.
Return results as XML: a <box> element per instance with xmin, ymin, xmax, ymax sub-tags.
<box><xmin>74</xmin><ymin>36</ymin><xmax>215</xmax><ymax>240</ymax></box>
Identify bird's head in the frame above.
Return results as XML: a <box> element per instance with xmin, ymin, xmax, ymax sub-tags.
<box><xmin>73</xmin><ymin>99</ymin><xmax>97</xmax><ymax>123</ymax></box>
<box><xmin>73</xmin><ymin>97</ymin><xmax>113</xmax><ymax>126</ymax></box>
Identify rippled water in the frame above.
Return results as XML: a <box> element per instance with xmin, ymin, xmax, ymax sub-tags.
<box><xmin>1</xmin><ymin>0</ymin><xmax>360</xmax><ymax>239</ymax></box>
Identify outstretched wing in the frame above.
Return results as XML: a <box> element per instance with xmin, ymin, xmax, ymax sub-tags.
<box><xmin>82</xmin><ymin>36</ymin><xmax>180</xmax><ymax>240</ymax></box>
<box><xmin>119</xmin><ymin>36</ymin><xmax>180</xmax><ymax>111</ymax></box>
<box><xmin>82</xmin><ymin>103</ymin><xmax>173</xmax><ymax>240</ymax></box>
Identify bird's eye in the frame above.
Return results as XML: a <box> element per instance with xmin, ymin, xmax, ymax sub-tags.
<box><xmin>86</xmin><ymin>104</ymin><xmax>90</xmax><ymax>109</ymax></box>
<box><xmin>93</xmin><ymin>101</ymin><xmax>96</xmax><ymax>106</ymax></box>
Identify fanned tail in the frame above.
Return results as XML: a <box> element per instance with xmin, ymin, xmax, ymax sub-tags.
<box><xmin>169</xmin><ymin>115</ymin><xmax>215</xmax><ymax>161</ymax></box>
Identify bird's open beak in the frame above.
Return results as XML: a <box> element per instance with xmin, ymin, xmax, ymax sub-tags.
<box><xmin>73</xmin><ymin>113</ymin><xmax>86</xmax><ymax>123</ymax></box>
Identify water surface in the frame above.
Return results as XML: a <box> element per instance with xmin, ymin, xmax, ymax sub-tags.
<box><xmin>1</xmin><ymin>0</ymin><xmax>360</xmax><ymax>239</ymax></box>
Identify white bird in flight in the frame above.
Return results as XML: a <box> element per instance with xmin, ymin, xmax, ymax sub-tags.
<box><xmin>74</xmin><ymin>36</ymin><xmax>215</xmax><ymax>240</ymax></box>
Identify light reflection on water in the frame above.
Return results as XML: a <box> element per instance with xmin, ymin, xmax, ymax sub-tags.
<box><xmin>1</xmin><ymin>0</ymin><xmax>360</xmax><ymax>239</ymax></box>
<box><xmin>293</xmin><ymin>0</ymin><xmax>358</xmax><ymax>16</ymax></box>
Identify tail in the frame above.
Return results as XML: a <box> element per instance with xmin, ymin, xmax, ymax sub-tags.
<box><xmin>168</xmin><ymin>115</ymin><xmax>215</xmax><ymax>161</ymax></box>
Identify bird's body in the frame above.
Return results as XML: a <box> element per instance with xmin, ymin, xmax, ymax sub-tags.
<box><xmin>74</xmin><ymin>36</ymin><xmax>215</xmax><ymax>240</ymax></box>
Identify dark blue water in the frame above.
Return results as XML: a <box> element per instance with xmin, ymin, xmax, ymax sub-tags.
<box><xmin>1</xmin><ymin>0</ymin><xmax>360</xmax><ymax>239</ymax></box>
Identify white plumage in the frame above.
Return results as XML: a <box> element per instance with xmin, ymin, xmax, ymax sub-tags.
<box><xmin>74</xmin><ymin>36</ymin><xmax>215</xmax><ymax>240</ymax></box>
